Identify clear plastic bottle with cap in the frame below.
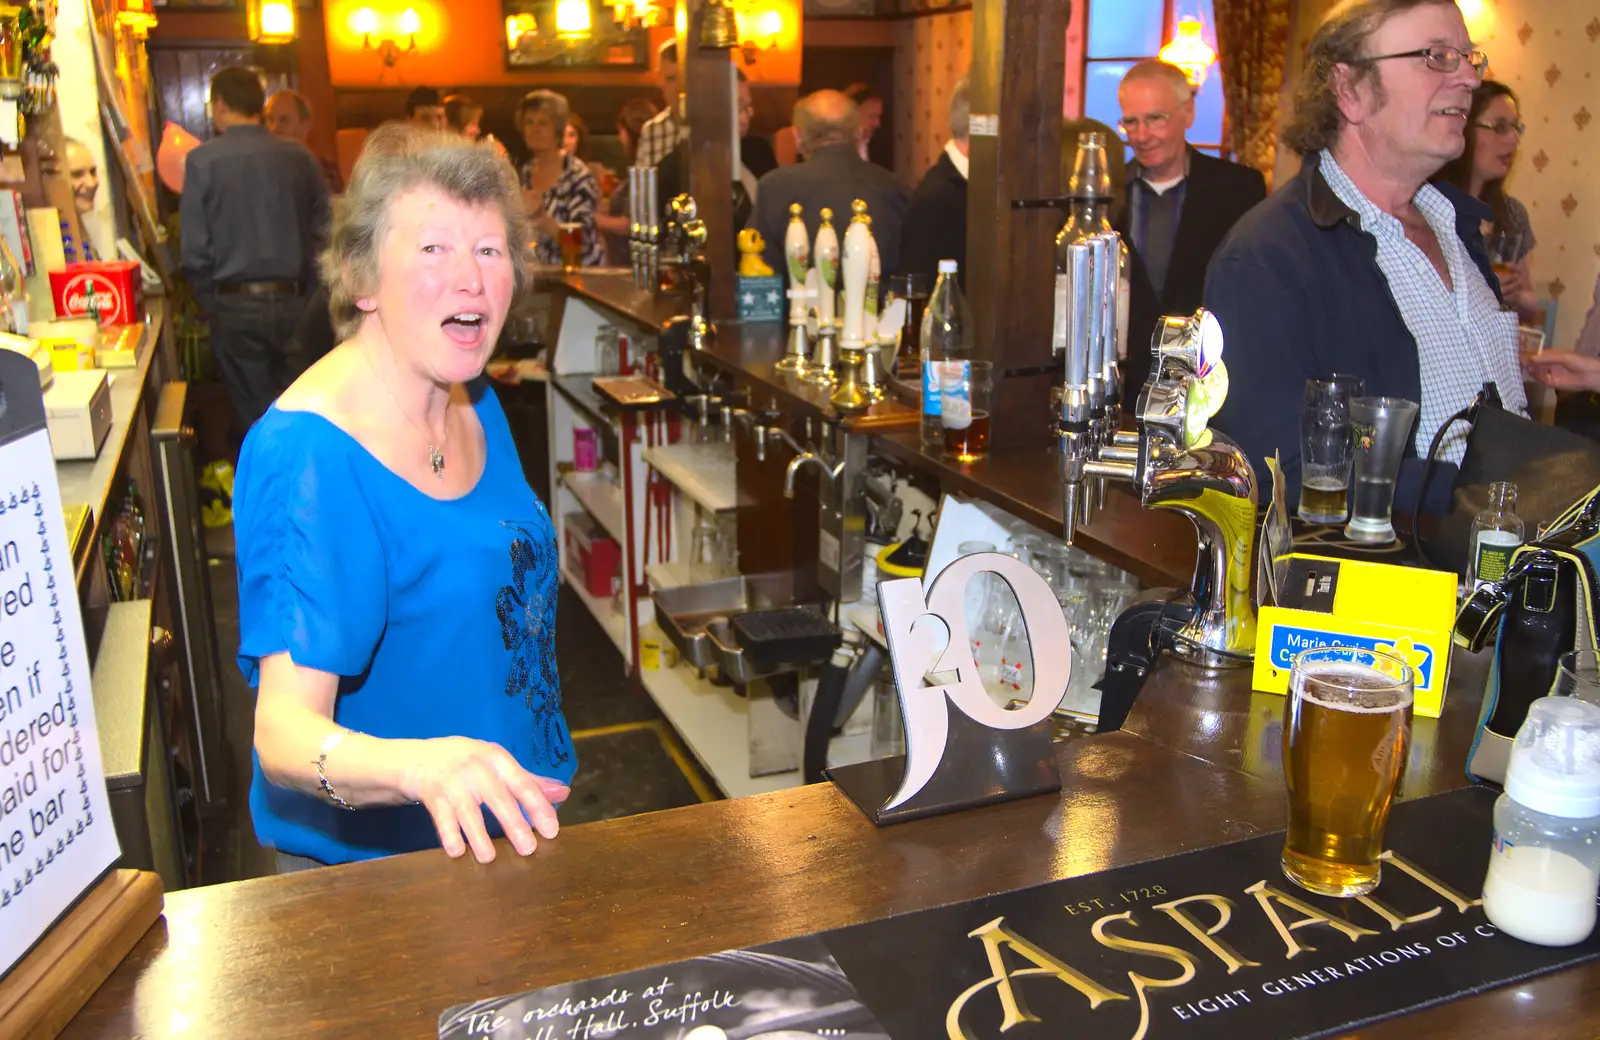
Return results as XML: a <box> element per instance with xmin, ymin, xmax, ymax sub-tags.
<box><xmin>1481</xmin><ymin>696</ymin><xmax>1600</xmax><ymax>946</ymax></box>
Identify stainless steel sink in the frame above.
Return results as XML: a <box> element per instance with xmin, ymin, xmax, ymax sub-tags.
<box><xmin>652</xmin><ymin>571</ymin><xmax>816</xmax><ymax>678</ymax></box>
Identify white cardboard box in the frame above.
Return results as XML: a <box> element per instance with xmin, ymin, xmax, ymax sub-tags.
<box><xmin>43</xmin><ymin>367</ymin><xmax>111</xmax><ymax>459</ymax></box>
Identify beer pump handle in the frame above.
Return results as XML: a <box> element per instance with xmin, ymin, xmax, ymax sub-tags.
<box><xmin>839</xmin><ymin>201</ymin><xmax>870</xmax><ymax>350</ymax></box>
<box><xmin>815</xmin><ymin>208</ymin><xmax>840</xmax><ymax>327</ymax></box>
<box><xmin>784</xmin><ymin>203</ymin><xmax>810</xmax><ymax>324</ymax></box>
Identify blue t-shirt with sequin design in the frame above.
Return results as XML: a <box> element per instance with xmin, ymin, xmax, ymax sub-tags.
<box><xmin>234</xmin><ymin>379</ymin><xmax>575</xmax><ymax>864</ymax></box>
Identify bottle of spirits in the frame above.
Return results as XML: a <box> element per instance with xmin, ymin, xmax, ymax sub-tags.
<box><xmin>1470</xmin><ymin>481</ymin><xmax>1524</xmax><ymax>591</ymax></box>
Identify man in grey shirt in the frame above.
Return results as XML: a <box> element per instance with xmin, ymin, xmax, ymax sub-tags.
<box><xmin>181</xmin><ymin>66</ymin><xmax>330</xmax><ymax>440</ymax></box>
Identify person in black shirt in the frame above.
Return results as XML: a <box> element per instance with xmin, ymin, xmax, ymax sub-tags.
<box><xmin>181</xmin><ymin>67</ymin><xmax>329</xmax><ymax>440</ymax></box>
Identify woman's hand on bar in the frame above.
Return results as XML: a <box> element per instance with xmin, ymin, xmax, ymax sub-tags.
<box><xmin>399</xmin><ymin>737</ymin><xmax>568</xmax><ymax>863</ymax></box>
<box><xmin>1524</xmin><ymin>351</ymin><xmax>1600</xmax><ymax>393</ymax></box>
<box><xmin>253</xmin><ymin>653</ymin><xmax>569</xmax><ymax>863</ymax></box>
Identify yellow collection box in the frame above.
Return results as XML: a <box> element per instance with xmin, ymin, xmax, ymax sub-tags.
<box><xmin>1252</xmin><ymin>553</ymin><xmax>1457</xmax><ymax>717</ymax></box>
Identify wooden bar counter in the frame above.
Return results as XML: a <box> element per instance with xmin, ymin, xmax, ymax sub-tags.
<box><xmin>60</xmin><ymin>647</ymin><xmax>1600</xmax><ymax>1038</ymax></box>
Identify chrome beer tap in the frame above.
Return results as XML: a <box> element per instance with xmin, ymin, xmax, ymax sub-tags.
<box><xmin>778</xmin><ymin>203</ymin><xmax>812</xmax><ymax>374</ymax></box>
<box><xmin>628</xmin><ymin>166</ymin><xmax>644</xmax><ymax>290</ymax></box>
<box><xmin>804</xmin><ymin>207</ymin><xmax>841</xmax><ymax>385</ymax></box>
<box><xmin>660</xmin><ymin>193</ymin><xmax>713</xmax><ymax>350</ymax></box>
<box><xmin>644</xmin><ymin>165</ymin><xmax>661</xmax><ymax>293</ymax></box>
<box><xmin>1057</xmin><ymin>237</ymin><xmax>1259</xmax><ymax>667</ymax></box>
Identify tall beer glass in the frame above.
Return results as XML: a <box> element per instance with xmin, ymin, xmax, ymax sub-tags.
<box><xmin>1282</xmin><ymin>646</ymin><xmax>1413</xmax><ymax>897</ymax></box>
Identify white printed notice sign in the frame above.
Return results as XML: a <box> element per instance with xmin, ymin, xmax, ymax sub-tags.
<box><xmin>0</xmin><ymin>427</ymin><xmax>120</xmax><ymax>978</ymax></box>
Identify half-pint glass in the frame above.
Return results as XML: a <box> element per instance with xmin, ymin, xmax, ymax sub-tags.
<box><xmin>1282</xmin><ymin>645</ymin><xmax>1413</xmax><ymax>897</ymax></box>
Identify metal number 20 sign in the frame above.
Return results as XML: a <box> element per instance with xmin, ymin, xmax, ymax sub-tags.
<box><xmin>877</xmin><ymin>552</ymin><xmax>1072</xmax><ymax>811</ymax></box>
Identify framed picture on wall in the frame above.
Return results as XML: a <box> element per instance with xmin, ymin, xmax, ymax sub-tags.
<box><xmin>502</xmin><ymin>0</ymin><xmax>651</xmax><ymax>70</ymax></box>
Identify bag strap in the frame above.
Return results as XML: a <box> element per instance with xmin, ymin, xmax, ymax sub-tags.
<box><xmin>1414</xmin><ymin>382</ymin><xmax>1501</xmax><ymax>569</ymax></box>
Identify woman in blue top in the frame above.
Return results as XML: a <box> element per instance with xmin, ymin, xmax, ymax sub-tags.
<box><xmin>234</xmin><ymin>123</ymin><xmax>575</xmax><ymax>868</ymax></box>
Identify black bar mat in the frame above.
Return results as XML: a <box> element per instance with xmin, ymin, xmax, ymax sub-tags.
<box><xmin>439</xmin><ymin>786</ymin><xmax>1600</xmax><ymax>1039</ymax></box>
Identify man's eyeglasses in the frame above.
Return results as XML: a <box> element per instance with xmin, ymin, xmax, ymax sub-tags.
<box><xmin>1365</xmin><ymin>45</ymin><xmax>1489</xmax><ymax>76</ymax></box>
<box><xmin>1118</xmin><ymin>112</ymin><xmax>1170</xmax><ymax>134</ymax></box>
<box><xmin>1474</xmin><ymin>118</ymin><xmax>1525</xmax><ymax>136</ymax></box>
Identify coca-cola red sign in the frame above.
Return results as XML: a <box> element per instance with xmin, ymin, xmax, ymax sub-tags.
<box><xmin>49</xmin><ymin>261</ymin><xmax>142</xmax><ymax>326</ymax></box>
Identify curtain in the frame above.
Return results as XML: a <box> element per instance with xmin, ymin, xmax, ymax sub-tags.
<box><xmin>1213</xmin><ymin>0</ymin><xmax>1291</xmax><ymax>182</ymax></box>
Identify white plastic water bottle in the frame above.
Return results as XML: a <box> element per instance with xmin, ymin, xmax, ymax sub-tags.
<box><xmin>920</xmin><ymin>259</ymin><xmax>972</xmax><ymax>449</ymax></box>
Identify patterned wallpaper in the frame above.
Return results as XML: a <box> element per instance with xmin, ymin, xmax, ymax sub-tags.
<box><xmin>1470</xmin><ymin>0</ymin><xmax>1600</xmax><ymax>350</ymax></box>
<box><xmin>890</xmin><ymin>1</ymin><xmax>1086</xmax><ymax>186</ymax></box>
<box><xmin>892</xmin><ymin>10</ymin><xmax>973</xmax><ymax>183</ymax></box>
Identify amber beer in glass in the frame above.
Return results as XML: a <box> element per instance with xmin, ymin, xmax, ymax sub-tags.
<box><xmin>1281</xmin><ymin>646</ymin><xmax>1413</xmax><ymax>897</ymax></box>
<box><xmin>558</xmin><ymin>222</ymin><xmax>584</xmax><ymax>271</ymax></box>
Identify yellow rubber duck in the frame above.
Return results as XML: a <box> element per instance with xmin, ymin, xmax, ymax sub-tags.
<box><xmin>737</xmin><ymin>228</ymin><xmax>774</xmax><ymax>276</ymax></box>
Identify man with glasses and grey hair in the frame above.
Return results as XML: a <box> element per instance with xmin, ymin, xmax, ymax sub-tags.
<box><xmin>1113</xmin><ymin>59</ymin><xmax>1263</xmax><ymax>402</ymax></box>
<box><xmin>751</xmin><ymin>89</ymin><xmax>909</xmax><ymax>275</ymax></box>
<box><xmin>899</xmin><ymin>73</ymin><xmax>971</xmax><ymax>282</ymax></box>
<box><xmin>1205</xmin><ymin>0</ymin><xmax>1521</xmax><ymax>511</ymax></box>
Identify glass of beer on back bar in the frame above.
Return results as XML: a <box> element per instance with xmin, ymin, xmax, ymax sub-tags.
<box><xmin>558</xmin><ymin>222</ymin><xmax>584</xmax><ymax>271</ymax></box>
<box><xmin>885</xmin><ymin>273</ymin><xmax>932</xmax><ymax>380</ymax></box>
<box><xmin>941</xmin><ymin>359</ymin><xmax>992</xmax><ymax>462</ymax></box>
<box><xmin>1282</xmin><ymin>645</ymin><xmax>1413</xmax><ymax>897</ymax></box>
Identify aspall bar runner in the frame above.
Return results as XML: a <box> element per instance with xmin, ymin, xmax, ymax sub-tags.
<box><xmin>48</xmin><ymin>260</ymin><xmax>143</xmax><ymax>326</ymax></box>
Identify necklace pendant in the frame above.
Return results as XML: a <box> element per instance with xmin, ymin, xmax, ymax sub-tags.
<box><xmin>429</xmin><ymin>445</ymin><xmax>445</xmax><ymax>479</ymax></box>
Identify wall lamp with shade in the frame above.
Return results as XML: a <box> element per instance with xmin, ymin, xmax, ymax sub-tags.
<box><xmin>1158</xmin><ymin>14</ymin><xmax>1217</xmax><ymax>87</ymax></box>
<box><xmin>247</xmin><ymin>0</ymin><xmax>297</xmax><ymax>43</ymax></box>
<box><xmin>736</xmin><ymin>7</ymin><xmax>780</xmax><ymax>64</ymax></box>
<box><xmin>352</xmin><ymin>6</ymin><xmax>421</xmax><ymax>66</ymax></box>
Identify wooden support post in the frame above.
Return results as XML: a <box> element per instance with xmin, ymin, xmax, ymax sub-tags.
<box><xmin>966</xmin><ymin>0</ymin><xmax>1071</xmax><ymax>448</ymax></box>
<box><xmin>677</xmin><ymin>1</ymin><xmax>737</xmax><ymax>321</ymax></box>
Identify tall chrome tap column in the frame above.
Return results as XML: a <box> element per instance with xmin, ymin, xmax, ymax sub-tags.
<box><xmin>1057</xmin><ymin>239</ymin><xmax>1096</xmax><ymax>543</ymax></box>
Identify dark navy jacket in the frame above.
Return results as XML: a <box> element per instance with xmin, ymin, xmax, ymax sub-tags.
<box><xmin>1203</xmin><ymin>151</ymin><xmax>1498</xmax><ymax>511</ymax></box>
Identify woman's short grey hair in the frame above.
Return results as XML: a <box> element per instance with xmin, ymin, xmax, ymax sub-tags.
<box><xmin>517</xmin><ymin>89</ymin><xmax>570</xmax><ymax>135</ymax></box>
<box><xmin>320</xmin><ymin>123</ymin><xmax>531</xmax><ymax>340</ymax></box>
<box><xmin>948</xmin><ymin>73</ymin><xmax>971</xmax><ymax>142</ymax></box>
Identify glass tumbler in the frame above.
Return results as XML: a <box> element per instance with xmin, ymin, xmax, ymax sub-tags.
<box><xmin>1344</xmin><ymin>397</ymin><xmax>1420</xmax><ymax>545</ymax></box>
<box><xmin>1299</xmin><ymin>374</ymin><xmax>1365</xmax><ymax>525</ymax></box>
<box><xmin>1557</xmin><ymin>650</ymin><xmax>1600</xmax><ymax>706</ymax></box>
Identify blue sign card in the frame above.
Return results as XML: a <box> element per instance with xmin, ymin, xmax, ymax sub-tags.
<box><xmin>736</xmin><ymin>275</ymin><xmax>784</xmax><ymax>323</ymax></box>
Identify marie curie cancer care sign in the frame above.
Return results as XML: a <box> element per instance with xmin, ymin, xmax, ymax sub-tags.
<box><xmin>0</xmin><ymin>423</ymin><xmax>120</xmax><ymax>979</ymax></box>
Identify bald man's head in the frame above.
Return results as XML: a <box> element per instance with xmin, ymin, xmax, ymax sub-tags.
<box><xmin>794</xmin><ymin>89</ymin><xmax>859</xmax><ymax>157</ymax></box>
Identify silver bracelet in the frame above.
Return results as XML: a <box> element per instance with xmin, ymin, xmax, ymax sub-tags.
<box><xmin>315</xmin><ymin>731</ymin><xmax>357</xmax><ymax>811</ymax></box>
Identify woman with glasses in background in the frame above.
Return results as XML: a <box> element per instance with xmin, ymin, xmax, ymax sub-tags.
<box><xmin>1438</xmin><ymin>81</ymin><xmax>1542</xmax><ymax>326</ymax></box>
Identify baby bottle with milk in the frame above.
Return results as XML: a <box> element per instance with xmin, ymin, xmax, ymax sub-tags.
<box><xmin>1482</xmin><ymin>696</ymin><xmax>1600</xmax><ymax>946</ymax></box>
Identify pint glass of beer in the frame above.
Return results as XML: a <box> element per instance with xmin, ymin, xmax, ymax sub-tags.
<box><xmin>558</xmin><ymin>222</ymin><xmax>584</xmax><ymax>271</ymax></box>
<box><xmin>1281</xmin><ymin>645</ymin><xmax>1413</xmax><ymax>897</ymax></box>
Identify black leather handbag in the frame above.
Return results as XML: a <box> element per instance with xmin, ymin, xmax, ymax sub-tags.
<box><xmin>1455</xmin><ymin>487</ymin><xmax>1600</xmax><ymax>784</ymax></box>
<box><xmin>1417</xmin><ymin>383</ymin><xmax>1600</xmax><ymax>573</ymax></box>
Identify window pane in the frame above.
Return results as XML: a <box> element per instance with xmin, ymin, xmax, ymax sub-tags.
<box><xmin>1084</xmin><ymin>61</ymin><xmax>1134</xmax><ymax>162</ymax></box>
<box><xmin>1088</xmin><ymin>0</ymin><xmax>1164</xmax><ymax>59</ymax></box>
<box><xmin>1193</xmin><ymin>70</ymin><xmax>1225</xmax><ymax>148</ymax></box>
